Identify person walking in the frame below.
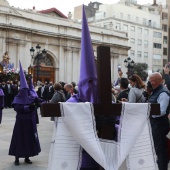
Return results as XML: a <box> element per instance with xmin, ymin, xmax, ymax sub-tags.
<box><xmin>9</xmin><ymin>61</ymin><xmax>41</xmax><ymax>165</ymax></box>
<box><xmin>11</xmin><ymin>80</ymin><xmax>19</xmax><ymax>101</ymax></box>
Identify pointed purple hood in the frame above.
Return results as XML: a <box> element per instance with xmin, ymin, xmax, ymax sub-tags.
<box><xmin>19</xmin><ymin>60</ymin><xmax>28</xmax><ymax>89</ymax></box>
<box><xmin>29</xmin><ymin>77</ymin><xmax>38</xmax><ymax>97</ymax></box>
<box><xmin>67</xmin><ymin>5</ymin><xmax>98</xmax><ymax>103</ymax></box>
<box><xmin>12</xmin><ymin>61</ymin><xmax>35</xmax><ymax>105</ymax></box>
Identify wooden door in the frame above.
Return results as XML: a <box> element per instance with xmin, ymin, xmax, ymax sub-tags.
<box><xmin>33</xmin><ymin>66</ymin><xmax>55</xmax><ymax>83</ymax></box>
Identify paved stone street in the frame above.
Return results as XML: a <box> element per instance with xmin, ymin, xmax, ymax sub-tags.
<box><xmin>0</xmin><ymin>108</ymin><xmax>170</xmax><ymax>170</ymax></box>
<box><xmin>0</xmin><ymin>108</ymin><xmax>54</xmax><ymax>170</ymax></box>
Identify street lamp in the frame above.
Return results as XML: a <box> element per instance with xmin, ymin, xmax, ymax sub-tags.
<box><xmin>28</xmin><ymin>64</ymin><xmax>33</xmax><ymax>75</ymax></box>
<box><xmin>124</xmin><ymin>56</ymin><xmax>135</xmax><ymax>78</ymax></box>
<box><xmin>30</xmin><ymin>44</ymin><xmax>47</xmax><ymax>82</ymax></box>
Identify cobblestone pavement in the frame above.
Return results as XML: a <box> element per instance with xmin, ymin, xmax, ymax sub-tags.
<box><xmin>0</xmin><ymin>108</ymin><xmax>170</xmax><ymax>170</ymax></box>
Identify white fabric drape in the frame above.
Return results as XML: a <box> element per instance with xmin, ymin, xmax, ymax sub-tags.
<box><xmin>48</xmin><ymin>102</ymin><xmax>158</xmax><ymax>170</ymax></box>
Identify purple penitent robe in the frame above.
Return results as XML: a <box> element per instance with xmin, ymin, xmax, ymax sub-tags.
<box><xmin>65</xmin><ymin>4</ymin><xmax>100</xmax><ymax>169</ymax></box>
<box><xmin>9</xmin><ymin>60</ymin><xmax>42</xmax><ymax>158</ymax></box>
<box><xmin>9</xmin><ymin>104</ymin><xmax>41</xmax><ymax>158</ymax></box>
<box><xmin>0</xmin><ymin>89</ymin><xmax>4</xmax><ymax>124</ymax></box>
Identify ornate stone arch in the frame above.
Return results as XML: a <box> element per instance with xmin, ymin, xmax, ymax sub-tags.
<box><xmin>33</xmin><ymin>52</ymin><xmax>55</xmax><ymax>67</ymax></box>
<box><xmin>32</xmin><ymin>51</ymin><xmax>57</xmax><ymax>83</ymax></box>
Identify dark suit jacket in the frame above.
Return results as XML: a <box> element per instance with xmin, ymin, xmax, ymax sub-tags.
<box><xmin>0</xmin><ymin>84</ymin><xmax>8</xmax><ymax>95</ymax></box>
<box><xmin>47</xmin><ymin>86</ymin><xmax>54</xmax><ymax>100</ymax></box>
<box><xmin>37</xmin><ymin>87</ymin><xmax>42</xmax><ymax>98</ymax></box>
<box><xmin>117</xmin><ymin>89</ymin><xmax>129</xmax><ymax>103</ymax></box>
<box><xmin>43</xmin><ymin>85</ymin><xmax>49</xmax><ymax>101</ymax></box>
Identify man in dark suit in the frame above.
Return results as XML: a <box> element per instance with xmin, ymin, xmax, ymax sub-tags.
<box><xmin>47</xmin><ymin>82</ymin><xmax>54</xmax><ymax>102</ymax></box>
<box><xmin>116</xmin><ymin>78</ymin><xmax>129</xmax><ymax>103</ymax></box>
<box><xmin>42</xmin><ymin>82</ymin><xmax>49</xmax><ymax>102</ymax></box>
<box><xmin>37</xmin><ymin>83</ymin><xmax>45</xmax><ymax>99</ymax></box>
<box><xmin>11</xmin><ymin>80</ymin><xmax>19</xmax><ymax>99</ymax></box>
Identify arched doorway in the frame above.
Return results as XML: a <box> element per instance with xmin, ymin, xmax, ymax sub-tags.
<box><xmin>32</xmin><ymin>53</ymin><xmax>55</xmax><ymax>83</ymax></box>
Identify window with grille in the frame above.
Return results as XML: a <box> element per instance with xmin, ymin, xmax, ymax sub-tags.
<box><xmin>144</xmin><ymin>52</ymin><xmax>148</xmax><ymax>58</ymax></box>
<box><xmin>33</xmin><ymin>54</ymin><xmax>54</xmax><ymax>66</ymax></box>
<box><xmin>153</xmin><ymin>32</ymin><xmax>162</xmax><ymax>38</ymax></box>
<box><xmin>137</xmin><ymin>51</ymin><xmax>142</xmax><ymax>57</ymax></box>
<box><xmin>162</xmin><ymin>24</ymin><xmax>167</xmax><ymax>32</ymax></box>
<box><xmin>153</xmin><ymin>43</ymin><xmax>162</xmax><ymax>49</ymax></box>
<box><xmin>163</xmin><ymin>48</ymin><xmax>167</xmax><ymax>55</ymax></box>
<box><xmin>144</xmin><ymin>41</ymin><xmax>148</xmax><ymax>47</ymax></box>
<box><xmin>163</xmin><ymin>36</ymin><xmax>167</xmax><ymax>44</ymax></box>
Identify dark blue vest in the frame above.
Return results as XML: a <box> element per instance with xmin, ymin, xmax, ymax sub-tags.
<box><xmin>148</xmin><ymin>84</ymin><xmax>170</xmax><ymax>116</ymax></box>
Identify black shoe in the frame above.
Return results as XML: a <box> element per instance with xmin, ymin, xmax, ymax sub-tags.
<box><xmin>25</xmin><ymin>158</ymin><xmax>32</xmax><ymax>164</ymax></box>
<box><xmin>14</xmin><ymin>160</ymin><xmax>20</xmax><ymax>165</ymax></box>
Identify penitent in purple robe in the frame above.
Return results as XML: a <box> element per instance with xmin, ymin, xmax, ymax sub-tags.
<box><xmin>0</xmin><ymin>89</ymin><xmax>4</xmax><ymax>124</ymax></box>
<box><xmin>67</xmin><ymin>5</ymin><xmax>100</xmax><ymax>169</ymax></box>
<box><xmin>8</xmin><ymin>103</ymin><xmax>41</xmax><ymax>157</ymax></box>
<box><xmin>9</xmin><ymin>61</ymin><xmax>41</xmax><ymax>158</ymax></box>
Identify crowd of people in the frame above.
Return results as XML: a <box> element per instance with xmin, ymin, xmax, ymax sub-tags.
<box><xmin>35</xmin><ymin>65</ymin><xmax>170</xmax><ymax>170</ymax></box>
<box><xmin>0</xmin><ymin>80</ymin><xmax>18</xmax><ymax>108</ymax></box>
<box><xmin>0</xmin><ymin>61</ymin><xmax>81</xmax><ymax>165</ymax></box>
<box><xmin>112</xmin><ymin>64</ymin><xmax>170</xmax><ymax>170</ymax></box>
<box><xmin>36</xmin><ymin>81</ymin><xmax>78</xmax><ymax>102</ymax></box>
<box><xmin>0</xmin><ymin>80</ymin><xmax>79</xmax><ymax>109</ymax></box>
<box><xmin>1</xmin><ymin>62</ymin><xmax>170</xmax><ymax>169</ymax></box>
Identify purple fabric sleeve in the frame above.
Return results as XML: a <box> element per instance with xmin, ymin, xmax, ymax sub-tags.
<box><xmin>23</xmin><ymin>105</ymin><xmax>31</xmax><ymax>112</ymax></box>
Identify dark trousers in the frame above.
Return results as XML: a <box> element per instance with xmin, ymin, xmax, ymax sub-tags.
<box><xmin>6</xmin><ymin>93</ymin><xmax>12</xmax><ymax>107</ymax></box>
<box><xmin>150</xmin><ymin>116</ymin><xmax>169</xmax><ymax>170</ymax></box>
<box><xmin>4</xmin><ymin>95</ymin><xmax>7</xmax><ymax>108</ymax></box>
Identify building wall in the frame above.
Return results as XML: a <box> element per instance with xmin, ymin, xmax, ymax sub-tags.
<box><xmin>88</xmin><ymin>2</ymin><xmax>167</xmax><ymax>72</ymax></box>
<box><xmin>74</xmin><ymin>2</ymin><xmax>102</xmax><ymax>21</ymax></box>
<box><xmin>152</xmin><ymin>0</ymin><xmax>170</xmax><ymax>63</ymax></box>
<box><xmin>0</xmin><ymin>4</ymin><xmax>130</xmax><ymax>83</ymax></box>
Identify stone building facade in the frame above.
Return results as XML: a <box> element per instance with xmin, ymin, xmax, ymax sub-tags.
<box><xmin>0</xmin><ymin>0</ymin><xmax>130</xmax><ymax>83</ymax></box>
<box><xmin>74</xmin><ymin>0</ymin><xmax>169</xmax><ymax>72</ymax></box>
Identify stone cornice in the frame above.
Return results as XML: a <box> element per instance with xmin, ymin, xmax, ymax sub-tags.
<box><xmin>0</xmin><ymin>12</ymin><xmax>129</xmax><ymax>40</ymax></box>
<box><xmin>5</xmin><ymin>37</ymin><xmax>26</xmax><ymax>46</ymax></box>
<box><xmin>0</xmin><ymin>23</ymin><xmax>130</xmax><ymax>50</ymax></box>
